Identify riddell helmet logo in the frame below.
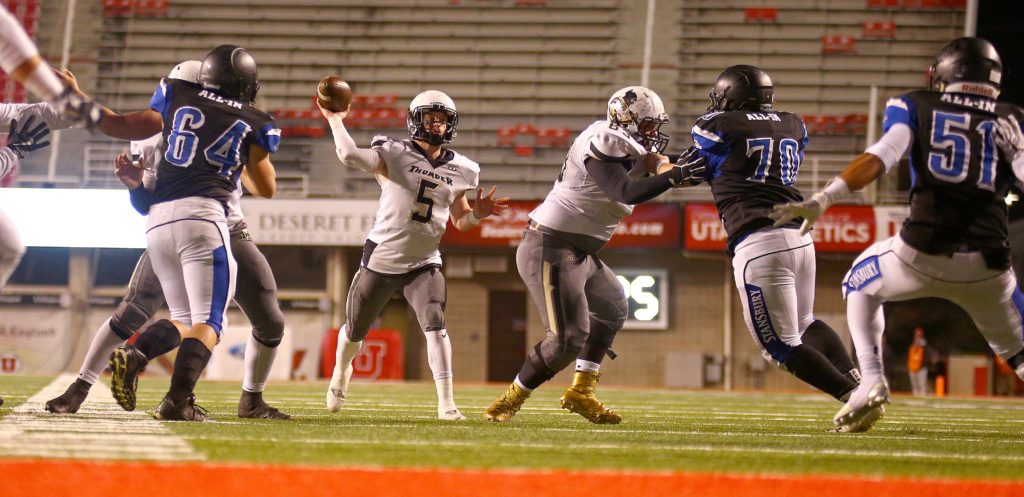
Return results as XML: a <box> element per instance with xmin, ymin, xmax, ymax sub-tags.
<box><xmin>0</xmin><ymin>354</ymin><xmax>20</xmax><ymax>373</ymax></box>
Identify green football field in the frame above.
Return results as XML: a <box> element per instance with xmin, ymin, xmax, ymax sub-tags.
<box><xmin>1</xmin><ymin>374</ymin><xmax>1023</xmax><ymax>481</ymax></box>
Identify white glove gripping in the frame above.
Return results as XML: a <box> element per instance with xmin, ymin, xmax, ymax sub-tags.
<box><xmin>769</xmin><ymin>177</ymin><xmax>850</xmax><ymax>235</ymax></box>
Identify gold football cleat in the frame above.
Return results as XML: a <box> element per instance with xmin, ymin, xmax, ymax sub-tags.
<box><xmin>484</xmin><ymin>382</ymin><xmax>531</xmax><ymax>422</ymax></box>
<box><xmin>560</xmin><ymin>371</ymin><xmax>621</xmax><ymax>424</ymax></box>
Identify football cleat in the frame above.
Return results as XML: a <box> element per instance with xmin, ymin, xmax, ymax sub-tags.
<box><xmin>109</xmin><ymin>345</ymin><xmax>148</xmax><ymax>411</ymax></box>
<box><xmin>326</xmin><ymin>359</ymin><xmax>354</xmax><ymax>413</ymax></box>
<box><xmin>484</xmin><ymin>383</ymin><xmax>531</xmax><ymax>422</ymax></box>
<box><xmin>438</xmin><ymin>407</ymin><xmax>466</xmax><ymax>421</ymax></box>
<box><xmin>152</xmin><ymin>394</ymin><xmax>211</xmax><ymax>422</ymax></box>
<box><xmin>45</xmin><ymin>378</ymin><xmax>92</xmax><ymax>414</ymax></box>
<box><xmin>238</xmin><ymin>391</ymin><xmax>291</xmax><ymax>420</ymax></box>
<box><xmin>559</xmin><ymin>371</ymin><xmax>621</xmax><ymax>425</ymax></box>
<box><xmin>833</xmin><ymin>381</ymin><xmax>890</xmax><ymax>433</ymax></box>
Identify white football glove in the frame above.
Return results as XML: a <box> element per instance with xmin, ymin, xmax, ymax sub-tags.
<box><xmin>769</xmin><ymin>198</ymin><xmax>825</xmax><ymax>236</ymax></box>
<box><xmin>995</xmin><ymin>115</ymin><xmax>1024</xmax><ymax>164</ymax></box>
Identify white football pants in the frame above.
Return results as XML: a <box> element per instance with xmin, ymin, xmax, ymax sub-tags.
<box><xmin>844</xmin><ymin>234</ymin><xmax>1024</xmax><ymax>378</ymax></box>
<box><xmin>0</xmin><ymin>208</ymin><xmax>24</xmax><ymax>288</ymax></box>
<box><xmin>146</xmin><ymin>197</ymin><xmax>236</xmax><ymax>333</ymax></box>
<box><xmin>732</xmin><ymin>228</ymin><xmax>817</xmax><ymax>367</ymax></box>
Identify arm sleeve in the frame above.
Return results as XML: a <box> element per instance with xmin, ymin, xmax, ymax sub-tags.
<box><xmin>0</xmin><ymin>147</ymin><xmax>18</xmax><ymax>180</ymax></box>
<box><xmin>864</xmin><ymin>124</ymin><xmax>913</xmax><ymax>173</ymax></box>
<box><xmin>0</xmin><ymin>102</ymin><xmax>73</xmax><ymax>132</ymax></box>
<box><xmin>128</xmin><ymin>186</ymin><xmax>152</xmax><ymax>215</ymax></box>
<box><xmin>148</xmin><ymin>79</ymin><xmax>172</xmax><ymax>119</ymax></box>
<box><xmin>691</xmin><ymin>122</ymin><xmax>729</xmax><ymax>180</ymax></box>
<box><xmin>584</xmin><ymin>157</ymin><xmax>674</xmax><ymax>204</ymax></box>
<box><xmin>255</xmin><ymin>122</ymin><xmax>281</xmax><ymax>153</ymax></box>
<box><xmin>326</xmin><ymin>114</ymin><xmax>383</xmax><ymax>173</ymax></box>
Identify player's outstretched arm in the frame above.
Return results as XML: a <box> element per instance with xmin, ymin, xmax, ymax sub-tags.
<box><xmin>244</xmin><ymin>144</ymin><xmax>277</xmax><ymax>199</ymax></box>
<box><xmin>318</xmin><ymin>101</ymin><xmax>387</xmax><ymax>177</ymax></box>
<box><xmin>771</xmin><ymin>125</ymin><xmax>907</xmax><ymax>234</ymax></box>
<box><xmin>450</xmin><ymin>186</ymin><xmax>510</xmax><ymax>232</ymax></box>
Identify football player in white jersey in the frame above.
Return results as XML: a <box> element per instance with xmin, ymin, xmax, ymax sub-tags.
<box><xmin>485</xmin><ymin>87</ymin><xmax>704</xmax><ymax>424</ymax></box>
<box><xmin>320</xmin><ymin>90</ymin><xmax>508</xmax><ymax>420</ymax></box>
<box><xmin>0</xmin><ymin>4</ymin><xmax>100</xmax><ymax>127</ymax></box>
<box><xmin>0</xmin><ymin>103</ymin><xmax>66</xmax><ymax>289</ymax></box>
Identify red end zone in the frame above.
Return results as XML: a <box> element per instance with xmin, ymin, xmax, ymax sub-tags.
<box><xmin>2</xmin><ymin>459</ymin><xmax>1021</xmax><ymax>497</ymax></box>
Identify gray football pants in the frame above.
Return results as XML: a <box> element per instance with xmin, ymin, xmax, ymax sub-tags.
<box><xmin>516</xmin><ymin>229</ymin><xmax>627</xmax><ymax>384</ymax></box>
<box><xmin>343</xmin><ymin>264</ymin><xmax>446</xmax><ymax>341</ymax></box>
<box><xmin>110</xmin><ymin>227</ymin><xmax>285</xmax><ymax>347</ymax></box>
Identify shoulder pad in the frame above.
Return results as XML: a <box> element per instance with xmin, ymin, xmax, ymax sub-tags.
<box><xmin>587</xmin><ymin>126</ymin><xmax>637</xmax><ymax>162</ymax></box>
<box><xmin>370</xmin><ymin>135</ymin><xmax>391</xmax><ymax>148</ymax></box>
<box><xmin>698</xmin><ymin>111</ymin><xmax>725</xmax><ymax>121</ymax></box>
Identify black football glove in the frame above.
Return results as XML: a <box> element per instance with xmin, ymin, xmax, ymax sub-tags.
<box><xmin>6</xmin><ymin>116</ymin><xmax>51</xmax><ymax>159</ymax></box>
<box><xmin>669</xmin><ymin>146</ymin><xmax>706</xmax><ymax>187</ymax></box>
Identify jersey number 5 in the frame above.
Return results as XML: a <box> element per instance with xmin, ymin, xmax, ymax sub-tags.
<box><xmin>411</xmin><ymin>179</ymin><xmax>439</xmax><ymax>223</ymax></box>
<box><xmin>928</xmin><ymin>110</ymin><xmax>998</xmax><ymax>191</ymax></box>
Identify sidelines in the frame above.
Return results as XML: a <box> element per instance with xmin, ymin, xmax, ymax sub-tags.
<box><xmin>1</xmin><ymin>459</ymin><xmax>1022</xmax><ymax>497</ymax></box>
<box><xmin>0</xmin><ymin>374</ymin><xmax>202</xmax><ymax>461</ymax></box>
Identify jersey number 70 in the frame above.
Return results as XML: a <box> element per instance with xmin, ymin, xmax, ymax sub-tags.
<box><xmin>164</xmin><ymin>106</ymin><xmax>253</xmax><ymax>177</ymax></box>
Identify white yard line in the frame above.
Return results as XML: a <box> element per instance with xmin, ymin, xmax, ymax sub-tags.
<box><xmin>0</xmin><ymin>374</ymin><xmax>203</xmax><ymax>461</ymax></box>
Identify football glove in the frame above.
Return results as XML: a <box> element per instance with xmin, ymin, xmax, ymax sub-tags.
<box><xmin>996</xmin><ymin>114</ymin><xmax>1024</xmax><ymax>164</ymax></box>
<box><xmin>5</xmin><ymin>116</ymin><xmax>51</xmax><ymax>159</ymax></box>
<box><xmin>54</xmin><ymin>88</ymin><xmax>103</xmax><ymax>130</ymax></box>
<box><xmin>770</xmin><ymin>198</ymin><xmax>825</xmax><ymax>236</ymax></box>
<box><xmin>669</xmin><ymin>147</ymin><xmax>706</xmax><ymax>187</ymax></box>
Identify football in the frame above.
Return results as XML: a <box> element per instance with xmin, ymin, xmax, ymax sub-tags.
<box><xmin>316</xmin><ymin>76</ymin><xmax>352</xmax><ymax>112</ymax></box>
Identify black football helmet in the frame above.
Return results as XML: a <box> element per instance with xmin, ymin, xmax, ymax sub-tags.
<box><xmin>928</xmin><ymin>37</ymin><xmax>1002</xmax><ymax>97</ymax></box>
<box><xmin>707</xmin><ymin>65</ymin><xmax>774</xmax><ymax>113</ymax></box>
<box><xmin>198</xmin><ymin>45</ymin><xmax>260</xmax><ymax>103</ymax></box>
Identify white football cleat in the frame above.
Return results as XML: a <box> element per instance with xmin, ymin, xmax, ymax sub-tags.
<box><xmin>833</xmin><ymin>381</ymin><xmax>890</xmax><ymax>433</ymax></box>
<box><xmin>438</xmin><ymin>407</ymin><xmax>466</xmax><ymax>421</ymax></box>
<box><xmin>326</xmin><ymin>361</ymin><xmax>354</xmax><ymax>413</ymax></box>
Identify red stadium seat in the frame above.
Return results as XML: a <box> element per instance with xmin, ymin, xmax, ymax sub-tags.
<box><xmin>513</xmin><ymin>144</ymin><xmax>534</xmax><ymax>157</ymax></box>
<box><xmin>822</xmin><ymin>35</ymin><xmax>857</xmax><ymax>54</ymax></box>
<box><xmin>862</xmin><ymin>21</ymin><xmax>896</xmax><ymax>39</ymax></box>
<box><xmin>847</xmin><ymin>114</ymin><xmax>869</xmax><ymax>135</ymax></box>
<box><xmin>496</xmin><ymin>127</ymin><xmax>516</xmax><ymax>146</ymax></box>
<box><xmin>744</xmin><ymin>8</ymin><xmax>778</xmax><ymax>22</ymax></box>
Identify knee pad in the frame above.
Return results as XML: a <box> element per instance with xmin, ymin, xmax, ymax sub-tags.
<box><xmin>251</xmin><ymin>315</ymin><xmax>285</xmax><ymax>348</ymax></box>
<box><xmin>111</xmin><ymin>299</ymin><xmax>157</xmax><ymax>338</ymax></box>
<box><xmin>417</xmin><ymin>301</ymin><xmax>445</xmax><ymax>333</ymax></box>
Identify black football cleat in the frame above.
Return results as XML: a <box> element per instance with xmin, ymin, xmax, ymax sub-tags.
<box><xmin>45</xmin><ymin>378</ymin><xmax>92</xmax><ymax>414</ymax></box>
<box><xmin>109</xmin><ymin>345</ymin><xmax>148</xmax><ymax>411</ymax></box>
<box><xmin>237</xmin><ymin>391</ymin><xmax>291</xmax><ymax>420</ymax></box>
<box><xmin>152</xmin><ymin>394</ymin><xmax>211</xmax><ymax>422</ymax></box>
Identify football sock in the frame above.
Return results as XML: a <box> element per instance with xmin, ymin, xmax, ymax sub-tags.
<box><xmin>330</xmin><ymin>325</ymin><xmax>361</xmax><ymax>388</ymax></box>
<box><xmin>802</xmin><ymin>319</ymin><xmax>858</xmax><ymax>376</ymax></box>
<box><xmin>242</xmin><ymin>333</ymin><xmax>277</xmax><ymax>393</ymax></box>
<box><xmin>134</xmin><ymin>319</ymin><xmax>182</xmax><ymax>360</ymax></box>
<box><xmin>167</xmin><ymin>338</ymin><xmax>211</xmax><ymax>403</ymax></box>
<box><xmin>783</xmin><ymin>344</ymin><xmax>858</xmax><ymax>401</ymax></box>
<box><xmin>424</xmin><ymin>329</ymin><xmax>455</xmax><ymax>406</ymax></box>
<box><xmin>77</xmin><ymin>319</ymin><xmax>125</xmax><ymax>385</ymax></box>
<box><xmin>846</xmin><ymin>291</ymin><xmax>886</xmax><ymax>382</ymax></box>
<box><xmin>513</xmin><ymin>376</ymin><xmax>534</xmax><ymax>393</ymax></box>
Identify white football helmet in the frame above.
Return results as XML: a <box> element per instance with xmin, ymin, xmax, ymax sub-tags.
<box><xmin>167</xmin><ymin>60</ymin><xmax>202</xmax><ymax>83</ymax></box>
<box><xmin>408</xmin><ymin>90</ymin><xmax>458</xmax><ymax>145</ymax></box>
<box><xmin>607</xmin><ymin>86</ymin><xmax>670</xmax><ymax>153</ymax></box>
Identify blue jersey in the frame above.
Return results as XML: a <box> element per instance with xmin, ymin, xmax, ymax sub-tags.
<box><xmin>884</xmin><ymin>90</ymin><xmax>1024</xmax><ymax>268</ymax></box>
<box><xmin>691</xmin><ymin>110</ymin><xmax>808</xmax><ymax>251</ymax></box>
<box><xmin>147</xmin><ymin>79</ymin><xmax>280</xmax><ymax>205</ymax></box>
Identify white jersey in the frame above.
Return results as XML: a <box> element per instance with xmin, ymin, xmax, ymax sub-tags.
<box><xmin>0</xmin><ymin>102</ymin><xmax>73</xmax><ymax>179</ymax></box>
<box><xmin>530</xmin><ymin>120</ymin><xmax>647</xmax><ymax>241</ymax></box>
<box><xmin>134</xmin><ymin>135</ymin><xmax>245</xmax><ymax>228</ymax></box>
<box><xmin>365</xmin><ymin>137</ymin><xmax>480</xmax><ymax>274</ymax></box>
